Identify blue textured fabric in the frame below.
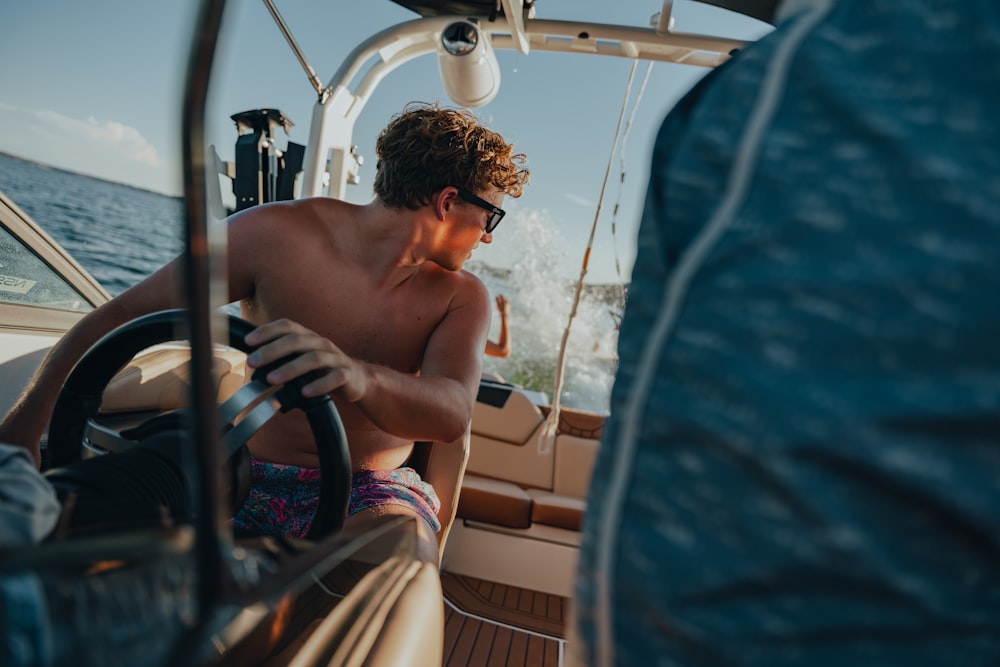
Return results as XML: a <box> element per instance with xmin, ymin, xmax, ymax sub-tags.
<box><xmin>575</xmin><ymin>1</ymin><xmax>1000</xmax><ymax>665</ymax></box>
<box><xmin>0</xmin><ymin>443</ymin><xmax>60</xmax><ymax>548</ymax></box>
<box><xmin>0</xmin><ymin>576</ymin><xmax>52</xmax><ymax>666</ymax></box>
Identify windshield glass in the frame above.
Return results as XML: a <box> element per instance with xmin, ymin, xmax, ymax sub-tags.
<box><xmin>0</xmin><ymin>221</ymin><xmax>92</xmax><ymax>312</ymax></box>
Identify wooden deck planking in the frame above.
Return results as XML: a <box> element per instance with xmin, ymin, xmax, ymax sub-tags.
<box><xmin>468</xmin><ymin>619</ymin><xmax>499</xmax><ymax>666</ymax></box>
<box><xmin>487</xmin><ymin>626</ymin><xmax>514</xmax><ymax>667</ymax></box>
<box><xmin>445</xmin><ymin>612</ymin><xmax>481</xmax><ymax>666</ymax></box>
<box><xmin>507</xmin><ymin>629</ymin><xmax>528</xmax><ymax>666</ymax></box>
<box><xmin>441</xmin><ymin>572</ymin><xmax>568</xmax><ymax>638</ymax></box>
<box><xmin>440</xmin><ymin>573</ymin><xmax>565</xmax><ymax>667</ymax></box>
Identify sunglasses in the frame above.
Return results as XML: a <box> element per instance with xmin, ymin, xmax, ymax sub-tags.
<box><xmin>457</xmin><ymin>188</ymin><xmax>505</xmax><ymax>233</ymax></box>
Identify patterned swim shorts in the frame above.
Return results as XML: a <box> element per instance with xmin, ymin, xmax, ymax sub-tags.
<box><xmin>232</xmin><ymin>458</ymin><xmax>441</xmax><ymax>539</ymax></box>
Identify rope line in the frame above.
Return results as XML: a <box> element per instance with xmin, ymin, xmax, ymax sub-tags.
<box><xmin>538</xmin><ymin>59</ymin><xmax>638</xmax><ymax>457</ymax></box>
<box><xmin>609</xmin><ymin>60</ymin><xmax>654</xmax><ymax>312</ymax></box>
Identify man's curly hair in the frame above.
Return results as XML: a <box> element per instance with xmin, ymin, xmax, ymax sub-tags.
<box><xmin>373</xmin><ymin>102</ymin><xmax>529</xmax><ymax>209</ymax></box>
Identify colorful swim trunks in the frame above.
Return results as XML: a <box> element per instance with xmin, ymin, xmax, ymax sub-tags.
<box><xmin>232</xmin><ymin>458</ymin><xmax>441</xmax><ymax>538</ymax></box>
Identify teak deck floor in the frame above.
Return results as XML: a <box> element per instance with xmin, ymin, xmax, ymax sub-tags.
<box><xmin>440</xmin><ymin>573</ymin><xmax>567</xmax><ymax>667</ymax></box>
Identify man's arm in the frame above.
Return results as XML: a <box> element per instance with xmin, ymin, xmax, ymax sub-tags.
<box><xmin>0</xmin><ymin>201</ymin><xmax>319</xmax><ymax>466</ymax></box>
<box><xmin>0</xmin><ymin>260</ymin><xmax>186</xmax><ymax>466</ymax></box>
<box><xmin>245</xmin><ymin>274</ymin><xmax>491</xmax><ymax>444</ymax></box>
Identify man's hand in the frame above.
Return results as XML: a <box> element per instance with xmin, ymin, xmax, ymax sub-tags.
<box><xmin>245</xmin><ymin>319</ymin><xmax>368</xmax><ymax>403</ymax></box>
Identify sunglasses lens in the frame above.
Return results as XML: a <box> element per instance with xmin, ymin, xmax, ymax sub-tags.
<box><xmin>487</xmin><ymin>212</ymin><xmax>502</xmax><ymax>233</ymax></box>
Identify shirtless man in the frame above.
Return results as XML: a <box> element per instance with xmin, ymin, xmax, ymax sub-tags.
<box><xmin>0</xmin><ymin>103</ymin><xmax>529</xmax><ymax>560</ymax></box>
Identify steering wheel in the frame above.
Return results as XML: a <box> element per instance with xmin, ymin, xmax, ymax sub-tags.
<box><xmin>44</xmin><ymin>309</ymin><xmax>351</xmax><ymax>540</ymax></box>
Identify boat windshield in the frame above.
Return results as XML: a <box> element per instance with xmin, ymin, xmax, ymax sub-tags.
<box><xmin>0</xmin><ymin>221</ymin><xmax>92</xmax><ymax>313</ymax></box>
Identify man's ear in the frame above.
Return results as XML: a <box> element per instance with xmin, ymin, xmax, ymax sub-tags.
<box><xmin>434</xmin><ymin>187</ymin><xmax>459</xmax><ymax>220</ymax></box>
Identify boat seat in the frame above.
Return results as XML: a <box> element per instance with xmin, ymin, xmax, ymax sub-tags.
<box><xmin>100</xmin><ymin>345</ymin><xmax>248</xmax><ymax>413</ymax></box>
<box><xmin>456</xmin><ymin>475</ymin><xmax>587</xmax><ymax>532</ymax></box>
<box><xmin>456</xmin><ymin>474</ymin><xmax>533</xmax><ymax>529</ymax></box>
<box><xmin>456</xmin><ymin>431</ymin><xmax>598</xmax><ymax>533</ymax></box>
<box><xmin>526</xmin><ymin>489</ymin><xmax>585</xmax><ymax>531</ymax></box>
<box><xmin>523</xmin><ymin>433</ymin><xmax>595</xmax><ymax>530</ymax></box>
<box><xmin>406</xmin><ymin>427</ymin><xmax>470</xmax><ymax>563</ymax></box>
<box><xmin>472</xmin><ymin>380</ymin><xmax>544</xmax><ymax>444</ymax></box>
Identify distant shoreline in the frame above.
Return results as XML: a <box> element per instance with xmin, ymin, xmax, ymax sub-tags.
<box><xmin>0</xmin><ymin>150</ymin><xmax>180</xmax><ymax>200</ymax></box>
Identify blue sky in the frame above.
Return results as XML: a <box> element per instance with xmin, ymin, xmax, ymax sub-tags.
<box><xmin>0</xmin><ymin>1</ymin><xmax>769</xmax><ymax>283</ymax></box>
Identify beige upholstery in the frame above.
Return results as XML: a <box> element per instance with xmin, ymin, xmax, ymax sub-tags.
<box><xmin>471</xmin><ymin>385</ymin><xmax>544</xmax><ymax>443</ymax></box>
<box><xmin>458</xmin><ymin>388</ymin><xmax>602</xmax><ymax>535</ymax></box>
<box><xmin>290</xmin><ymin>557</ymin><xmax>444</xmax><ymax>667</ymax></box>
<box><xmin>468</xmin><ymin>383</ymin><xmax>555</xmax><ymax>489</ymax></box>
<box><xmin>409</xmin><ymin>428</ymin><xmax>470</xmax><ymax>563</ymax></box>
<box><xmin>359</xmin><ymin>562</ymin><xmax>444</xmax><ymax>666</ymax></box>
<box><xmin>426</xmin><ymin>429</ymin><xmax>470</xmax><ymax>563</ymax></box>
<box><xmin>527</xmin><ymin>489</ymin><xmax>586</xmax><ymax>531</ymax></box>
<box><xmin>552</xmin><ymin>434</ymin><xmax>599</xmax><ymax>497</ymax></box>
<box><xmin>100</xmin><ymin>345</ymin><xmax>247</xmax><ymax>413</ymax></box>
<box><xmin>456</xmin><ymin>474</ymin><xmax>533</xmax><ymax>528</ymax></box>
<box><xmin>467</xmin><ymin>431</ymin><xmax>555</xmax><ymax>489</ymax></box>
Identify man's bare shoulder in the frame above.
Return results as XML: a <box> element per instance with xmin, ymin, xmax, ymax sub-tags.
<box><xmin>420</xmin><ymin>264</ymin><xmax>490</xmax><ymax>308</ymax></box>
<box><xmin>230</xmin><ymin>197</ymin><xmax>356</xmax><ymax>228</ymax></box>
<box><xmin>291</xmin><ymin>196</ymin><xmax>358</xmax><ymax>217</ymax></box>
<box><xmin>455</xmin><ymin>267</ymin><xmax>490</xmax><ymax>295</ymax></box>
<box><xmin>226</xmin><ymin>198</ymin><xmax>361</xmax><ymax>249</ymax></box>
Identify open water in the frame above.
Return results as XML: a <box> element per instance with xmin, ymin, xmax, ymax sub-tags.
<box><xmin>0</xmin><ymin>152</ymin><xmax>620</xmax><ymax>413</ymax></box>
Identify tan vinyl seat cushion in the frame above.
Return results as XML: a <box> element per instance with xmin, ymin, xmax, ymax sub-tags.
<box><xmin>457</xmin><ymin>474</ymin><xmax>532</xmax><ymax>529</ymax></box>
<box><xmin>100</xmin><ymin>346</ymin><xmax>247</xmax><ymax>413</ymax></box>
<box><xmin>526</xmin><ymin>489</ymin><xmax>586</xmax><ymax>531</ymax></box>
<box><xmin>471</xmin><ymin>389</ymin><xmax>543</xmax><ymax>444</ymax></box>
<box><xmin>552</xmin><ymin>434</ymin><xmax>599</xmax><ymax>497</ymax></box>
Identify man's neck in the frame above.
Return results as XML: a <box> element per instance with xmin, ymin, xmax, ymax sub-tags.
<box><xmin>354</xmin><ymin>200</ymin><xmax>428</xmax><ymax>288</ymax></box>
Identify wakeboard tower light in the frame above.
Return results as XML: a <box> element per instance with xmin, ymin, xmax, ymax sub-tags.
<box><xmin>437</xmin><ymin>19</ymin><xmax>501</xmax><ymax>107</ymax></box>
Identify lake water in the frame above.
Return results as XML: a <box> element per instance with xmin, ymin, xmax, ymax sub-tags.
<box><xmin>0</xmin><ymin>152</ymin><xmax>620</xmax><ymax>413</ymax></box>
<box><xmin>0</xmin><ymin>153</ymin><xmax>184</xmax><ymax>296</ymax></box>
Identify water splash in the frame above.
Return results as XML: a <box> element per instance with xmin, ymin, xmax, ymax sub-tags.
<box><xmin>472</xmin><ymin>210</ymin><xmax>623</xmax><ymax>414</ymax></box>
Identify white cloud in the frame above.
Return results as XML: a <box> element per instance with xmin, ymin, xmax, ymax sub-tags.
<box><xmin>32</xmin><ymin>109</ymin><xmax>160</xmax><ymax>168</ymax></box>
<box><xmin>0</xmin><ymin>101</ymin><xmax>175</xmax><ymax>192</ymax></box>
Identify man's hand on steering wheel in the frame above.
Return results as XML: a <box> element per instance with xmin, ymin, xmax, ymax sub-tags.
<box><xmin>244</xmin><ymin>319</ymin><xmax>368</xmax><ymax>404</ymax></box>
<box><xmin>44</xmin><ymin>310</ymin><xmax>352</xmax><ymax>540</ymax></box>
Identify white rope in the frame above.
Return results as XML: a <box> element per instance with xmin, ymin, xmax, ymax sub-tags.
<box><xmin>609</xmin><ymin>61</ymin><xmax>654</xmax><ymax>311</ymax></box>
<box><xmin>310</xmin><ymin>570</ymin><xmax>342</xmax><ymax>597</ymax></box>
<box><xmin>538</xmin><ymin>59</ymin><xmax>638</xmax><ymax>457</ymax></box>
